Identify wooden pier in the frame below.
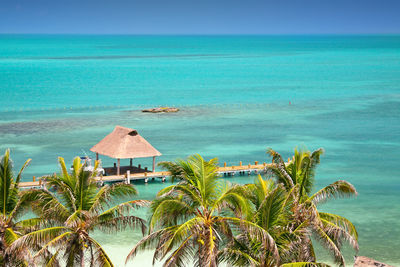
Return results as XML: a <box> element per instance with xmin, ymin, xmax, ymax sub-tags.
<box><xmin>19</xmin><ymin>161</ymin><xmax>273</xmax><ymax>189</ymax></box>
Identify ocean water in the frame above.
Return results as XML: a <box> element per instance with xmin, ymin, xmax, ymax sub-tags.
<box><xmin>0</xmin><ymin>35</ymin><xmax>399</xmax><ymax>266</ymax></box>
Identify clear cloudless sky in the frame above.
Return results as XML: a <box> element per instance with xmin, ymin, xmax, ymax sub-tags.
<box><xmin>0</xmin><ymin>0</ymin><xmax>399</xmax><ymax>34</ymax></box>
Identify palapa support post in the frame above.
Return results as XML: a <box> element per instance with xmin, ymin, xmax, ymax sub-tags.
<box><xmin>130</xmin><ymin>158</ymin><xmax>132</xmax><ymax>167</ymax></box>
<box><xmin>152</xmin><ymin>156</ymin><xmax>156</xmax><ymax>173</ymax></box>
<box><xmin>117</xmin><ymin>159</ymin><xmax>120</xmax><ymax>176</ymax></box>
<box><xmin>96</xmin><ymin>153</ymin><xmax>99</xmax><ymax>161</ymax></box>
<box><xmin>126</xmin><ymin>170</ymin><xmax>131</xmax><ymax>184</ymax></box>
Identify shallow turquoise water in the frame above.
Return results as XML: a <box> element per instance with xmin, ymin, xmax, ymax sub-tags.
<box><xmin>0</xmin><ymin>35</ymin><xmax>399</xmax><ymax>266</ymax></box>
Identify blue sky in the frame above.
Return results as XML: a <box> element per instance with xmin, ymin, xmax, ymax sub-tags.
<box><xmin>1</xmin><ymin>0</ymin><xmax>399</xmax><ymax>34</ymax></box>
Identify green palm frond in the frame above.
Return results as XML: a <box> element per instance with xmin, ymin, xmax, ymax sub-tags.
<box><xmin>98</xmin><ymin>199</ymin><xmax>149</xmax><ymax>219</ymax></box>
<box><xmin>163</xmin><ymin>183</ymin><xmax>203</xmax><ymax>205</ymax></box>
<box><xmin>8</xmin><ymin>226</ymin><xmax>68</xmax><ymax>260</ymax></box>
<box><xmin>266</xmin><ymin>148</ymin><xmax>294</xmax><ymax>188</ymax></box>
<box><xmin>155</xmin><ymin>184</ymin><xmax>176</xmax><ymax>197</ymax></box>
<box><xmin>309</xmin><ymin>181</ymin><xmax>357</xmax><ymax>205</ymax></box>
<box><xmin>149</xmin><ymin>196</ymin><xmax>194</xmax><ymax>230</ymax></box>
<box><xmin>255</xmin><ymin>184</ymin><xmax>287</xmax><ymax>230</ymax></box>
<box><xmin>90</xmin><ymin>182</ymin><xmax>138</xmax><ymax>213</ymax></box>
<box><xmin>45</xmin><ymin>175</ymin><xmax>78</xmax><ymax>213</ymax></box>
<box><xmin>221</xmin><ymin>216</ymin><xmax>280</xmax><ymax>263</ymax></box>
<box><xmin>157</xmin><ymin>161</ymin><xmax>186</xmax><ymax>182</ymax></box>
<box><xmin>218</xmin><ymin>247</ymin><xmax>260</xmax><ymax>267</ymax></box>
<box><xmin>62</xmin><ymin>235</ymin><xmax>82</xmax><ymax>266</ymax></box>
<box><xmin>161</xmin><ymin>217</ymin><xmax>204</xmax><ymax>255</ymax></box>
<box><xmin>45</xmin><ymin>250</ymin><xmax>61</xmax><ymax>267</ymax></box>
<box><xmin>126</xmin><ymin>228</ymin><xmax>170</xmax><ymax>264</ymax></box>
<box><xmin>96</xmin><ymin>215</ymin><xmax>146</xmax><ymax>234</ymax></box>
<box><xmin>4</xmin><ymin>227</ymin><xmax>20</xmax><ymax>247</ymax></box>
<box><xmin>319</xmin><ymin>213</ymin><xmax>358</xmax><ymax>251</ymax></box>
<box><xmin>0</xmin><ymin>149</ymin><xmax>13</xmax><ymax>216</ymax></box>
<box><xmin>211</xmin><ymin>183</ymin><xmax>251</xmax><ymax>217</ymax></box>
<box><xmin>0</xmin><ymin>149</ymin><xmax>31</xmax><ymax>216</ymax></box>
<box><xmin>14</xmin><ymin>157</ymin><xmax>32</xmax><ymax>188</ymax></box>
<box><xmin>254</xmin><ymin>174</ymin><xmax>275</xmax><ymax>197</ymax></box>
<box><xmin>312</xmin><ymin>224</ymin><xmax>345</xmax><ymax>266</ymax></box>
<box><xmin>58</xmin><ymin>156</ymin><xmax>71</xmax><ymax>183</ymax></box>
<box><xmin>34</xmin><ymin>231</ymin><xmax>73</xmax><ymax>260</ymax></box>
<box><xmin>23</xmin><ymin>188</ymin><xmax>70</xmax><ymax>223</ymax></box>
<box><xmin>163</xmin><ymin>233</ymin><xmax>195</xmax><ymax>267</ymax></box>
<box><xmin>280</xmin><ymin>262</ymin><xmax>330</xmax><ymax>267</ymax></box>
<box><xmin>87</xmin><ymin>237</ymin><xmax>114</xmax><ymax>267</ymax></box>
<box><xmin>14</xmin><ymin>217</ymin><xmax>46</xmax><ymax>233</ymax></box>
<box><xmin>319</xmin><ymin>212</ymin><xmax>358</xmax><ymax>243</ymax></box>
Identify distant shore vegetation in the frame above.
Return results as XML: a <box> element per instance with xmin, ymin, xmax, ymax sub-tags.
<box><xmin>0</xmin><ymin>146</ymin><xmax>358</xmax><ymax>267</ymax></box>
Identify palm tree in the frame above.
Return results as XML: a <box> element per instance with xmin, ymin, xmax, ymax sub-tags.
<box><xmin>266</xmin><ymin>147</ymin><xmax>358</xmax><ymax>266</ymax></box>
<box><xmin>10</xmin><ymin>156</ymin><xmax>148</xmax><ymax>267</ymax></box>
<box><xmin>0</xmin><ymin>149</ymin><xmax>35</xmax><ymax>266</ymax></box>
<box><xmin>127</xmin><ymin>154</ymin><xmax>279</xmax><ymax>267</ymax></box>
<box><xmin>219</xmin><ymin>175</ymin><xmax>305</xmax><ymax>267</ymax></box>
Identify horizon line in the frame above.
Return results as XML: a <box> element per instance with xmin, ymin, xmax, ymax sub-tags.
<box><xmin>1</xmin><ymin>33</ymin><xmax>400</xmax><ymax>36</ymax></box>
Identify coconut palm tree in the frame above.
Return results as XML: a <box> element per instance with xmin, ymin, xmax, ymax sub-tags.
<box><xmin>0</xmin><ymin>149</ymin><xmax>36</xmax><ymax>266</ymax></box>
<box><xmin>10</xmin><ymin>156</ymin><xmax>148</xmax><ymax>267</ymax></box>
<box><xmin>266</xmin><ymin>147</ymin><xmax>358</xmax><ymax>266</ymax></box>
<box><xmin>219</xmin><ymin>175</ymin><xmax>305</xmax><ymax>267</ymax></box>
<box><xmin>220</xmin><ymin>175</ymin><xmax>332</xmax><ymax>267</ymax></box>
<box><xmin>127</xmin><ymin>154</ymin><xmax>279</xmax><ymax>267</ymax></box>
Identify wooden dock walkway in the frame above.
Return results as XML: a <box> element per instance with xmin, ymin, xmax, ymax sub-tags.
<box><xmin>19</xmin><ymin>161</ymin><xmax>273</xmax><ymax>189</ymax></box>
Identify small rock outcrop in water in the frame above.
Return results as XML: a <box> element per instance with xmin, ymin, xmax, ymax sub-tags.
<box><xmin>354</xmin><ymin>256</ymin><xmax>394</xmax><ymax>267</ymax></box>
<box><xmin>142</xmin><ymin>107</ymin><xmax>179</xmax><ymax>113</ymax></box>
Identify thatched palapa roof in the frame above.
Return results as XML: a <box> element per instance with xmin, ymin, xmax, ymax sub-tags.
<box><xmin>90</xmin><ymin>126</ymin><xmax>162</xmax><ymax>159</ymax></box>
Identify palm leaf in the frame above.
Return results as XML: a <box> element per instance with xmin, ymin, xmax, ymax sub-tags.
<box><xmin>126</xmin><ymin>228</ymin><xmax>170</xmax><ymax>264</ymax></box>
<box><xmin>280</xmin><ymin>262</ymin><xmax>330</xmax><ymax>267</ymax></box>
<box><xmin>220</xmin><ymin>216</ymin><xmax>280</xmax><ymax>264</ymax></box>
<box><xmin>163</xmin><ymin>233</ymin><xmax>195</xmax><ymax>267</ymax></box>
<box><xmin>218</xmin><ymin>247</ymin><xmax>260</xmax><ymax>267</ymax></box>
<box><xmin>87</xmin><ymin>237</ymin><xmax>114</xmax><ymax>267</ymax></box>
<box><xmin>312</xmin><ymin>224</ymin><xmax>345</xmax><ymax>266</ymax></box>
<box><xmin>34</xmin><ymin>231</ymin><xmax>73</xmax><ymax>259</ymax></box>
<box><xmin>90</xmin><ymin>182</ymin><xmax>138</xmax><ymax>213</ymax></box>
<box><xmin>309</xmin><ymin>181</ymin><xmax>357</xmax><ymax>205</ymax></box>
<box><xmin>4</xmin><ymin>227</ymin><xmax>20</xmax><ymax>246</ymax></box>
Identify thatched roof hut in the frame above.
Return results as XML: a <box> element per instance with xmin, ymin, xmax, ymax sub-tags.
<box><xmin>90</xmin><ymin>126</ymin><xmax>161</xmax><ymax>175</ymax></box>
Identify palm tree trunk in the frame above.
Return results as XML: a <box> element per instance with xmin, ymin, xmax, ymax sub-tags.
<box><xmin>80</xmin><ymin>248</ymin><xmax>85</xmax><ymax>267</ymax></box>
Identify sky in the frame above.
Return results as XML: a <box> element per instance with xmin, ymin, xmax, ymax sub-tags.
<box><xmin>0</xmin><ymin>0</ymin><xmax>399</xmax><ymax>34</ymax></box>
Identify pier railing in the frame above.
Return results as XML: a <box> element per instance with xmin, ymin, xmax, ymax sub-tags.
<box><xmin>19</xmin><ymin>160</ymin><xmax>290</xmax><ymax>189</ymax></box>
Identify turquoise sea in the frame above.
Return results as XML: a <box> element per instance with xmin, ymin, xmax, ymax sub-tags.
<box><xmin>0</xmin><ymin>35</ymin><xmax>399</xmax><ymax>266</ymax></box>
